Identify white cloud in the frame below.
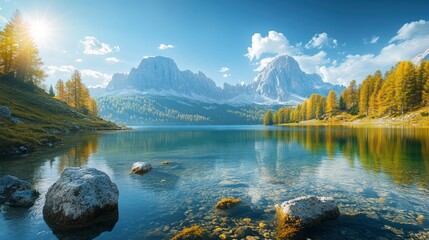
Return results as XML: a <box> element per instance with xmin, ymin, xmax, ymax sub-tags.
<box><xmin>219</xmin><ymin>67</ymin><xmax>230</xmax><ymax>73</ymax></box>
<box><xmin>305</xmin><ymin>32</ymin><xmax>337</xmax><ymax>49</ymax></box>
<box><xmin>159</xmin><ymin>43</ymin><xmax>174</xmax><ymax>50</ymax></box>
<box><xmin>390</xmin><ymin>20</ymin><xmax>429</xmax><ymax>43</ymax></box>
<box><xmin>45</xmin><ymin>65</ymin><xmax>76</xmax><ymax>76</ymax></box>
<box><xmin>80</xmin><ymin>36</ymin><xmax>113</xmax><ymax>55</ymax></box>
<box><xmin>222</xmin><ymin>73</ymin><xmax>231</xmax><ymax>78</ymax></box>
<box><xmin>113</xmin><ymin>46</ymin><xmax>120</xmax><ymax>52</ymax></box>
<box><xmin>364</xmin><ymin>35</ymin><xmax>380</xmax><ymax>44</ymax></box>
<box><xmin>75</xmin><ymin>59</ymin><xmax>83</xmax><ymax>63</ymax></box>
<box><xmin>246</xmin><ymin>31</ymin><xmax>297</xmax><ymax>60</ymax></box>
<box><xmin>370</xmin><ymin>35</ymin><xmax>379</xmax><ymax>44</ymax></box>
<box><xmin>319</xmin><ymin>21</ymin><xmax>429</xmax><ymax>85</ymax></box>
<box><xmin>247</xmin><ymin>21</ymin><xmax>429</xmax><ymax>86</ymax></box>
<box><xmin>81</xmin><ymin>69</ymin><xmax>112</xmax><ymax>88</ymax></box>
<box><xmin>294</xmin><ymin>51</ymin><xmax>330</xmax><ymax>74</ymax></box>
<box><xmin>106</xmin><ymin>57</ymin><xmax>120</xmax><ymax>63</ymax></box>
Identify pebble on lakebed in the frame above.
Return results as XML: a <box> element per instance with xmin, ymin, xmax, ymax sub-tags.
<box><xmin>215</xmin><ymin>197</ymin><xmax>242</xmax><ymax>210</ymax></box>
<box><xmin>161</xmin><ymin>161</ymin><xmax>171</xmax><ymax>165</ymax></box>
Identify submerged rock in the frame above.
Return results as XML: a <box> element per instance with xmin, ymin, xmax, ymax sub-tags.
<box><xmin>43</xmin><ymin>167</ymin><xmax>119</xmax><ymax>232</ymax></box>
<box><xmin>7</xmin><ymin>189</ymin><xmax>40</xmax><ymax>207</ymax></box>
<box><xmin>131</xmin><ymin>162</ymin><xmax>153</xmax><ymax>174</ymax></box>
<box><xmin>276</xmin><ymin>196</ymin><xmax>340</xmax><ymax>228</ymax></box>
<box><xmin>0</xmin><ymin>175</ymin><xmax>39</xmax><ymax>207</ymax></box>
<box><xmin>215</xmin><ymin>197</ymin><xmax>241</xmax><ymax>210</ymax></box>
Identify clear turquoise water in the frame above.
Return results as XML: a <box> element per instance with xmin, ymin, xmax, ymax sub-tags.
<box><xmin>0</xmin><ymin>125</ymin><xmax>428</xmax><ymax>239</ymax></box>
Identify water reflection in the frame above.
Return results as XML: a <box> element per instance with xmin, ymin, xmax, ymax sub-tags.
<box><xmin>264</xmin><ymin>126</ymin><xmax>429</xmax><ymax>189</ymax></box>
<box><xmin>56</xmin><ymin>134</ymin><xmax>100</xmax><ymax>173</ymax></box>
<box><xmin>1</xmin><ymin>126</ymin><xmax>429</xmax><ymax>239</ymax></box>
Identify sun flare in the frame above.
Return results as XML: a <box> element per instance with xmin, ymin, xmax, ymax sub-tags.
<box><xmin>29</xmin><ymin>20</ymin><xmax>51</xmax><ymax>44</ymax></box>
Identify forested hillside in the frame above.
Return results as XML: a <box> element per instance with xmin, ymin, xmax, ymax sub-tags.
<box><xmin>97</xmin><ymin>95</ymin><xmax>276</xmax><ymax>125</ymax></box>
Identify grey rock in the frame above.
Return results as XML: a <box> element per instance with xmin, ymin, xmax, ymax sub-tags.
<box><xmin>276</xmin><ymin>195</ymin><xmax>340</xmax><ymax>227</ymax></box>
<box><xmin>6</xmin><ymin>189</ymin><xmax>39</xmax><ymax>207</ymax></box>
<box><xmin>131</xmin><ymin>162</ymin><xmax>152</xmax><ymax>175</ymax></box>
<box><xmin>0</xmin><ymin>175</ymin><xmax>34</xmax><ymax>203</ymax></box>
<box><xmin>0</xmin><ymin>106</ymin><xmax>12</xmax><ymax>119</ymax></box>
<box><xmin>43</xmin><ymin>167</ymin><xmax>119</xmax><ymax>231</ymax></box>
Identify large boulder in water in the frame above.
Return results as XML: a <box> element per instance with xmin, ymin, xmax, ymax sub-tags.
<box><xmin>43</xmin><ymin>167</ymin><xmax>119</xmax><ymax>231</ymax></box>
<box><xmin>276</xmin><ymin>196</ymin><xmax>340</xmax><ymax>228</ymax></box>
<box><xmin>0</xmin><ymin>175</ymin><xmax>39</xmax><ymax>207</ymax></box>
<box><xmin>131</xmin><ymin>162</ymin><xmax>152</xmax><ymax>175</ymax></box>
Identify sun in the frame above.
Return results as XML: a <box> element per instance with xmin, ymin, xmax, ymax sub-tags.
<box><xmin>29</xmin><ymin>20</ymin><xmax>51</xmax><ymax>45</ymax></box>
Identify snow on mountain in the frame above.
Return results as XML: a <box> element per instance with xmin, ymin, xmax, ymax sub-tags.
<box><xmin>412</xmin><ymin>48</ymin><xmax>429</xmax><ymax>65</ymax></box>
<box><xmin>99</xmin><ymin>55</ymin><xmax>343</xmax><ymax>105</ymax></box>
<box><xmin>105</xmin><ymin>56</ymin><xmax>222</xmax><ymax>101</ymax></box>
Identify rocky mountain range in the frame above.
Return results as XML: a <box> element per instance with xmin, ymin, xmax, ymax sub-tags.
<box><xmin>99</xmin><ymin>55</ymin><xmax>343</xmax><ymax>105</ymax></box>
<box><xmin>94</xmin><ymin>55</ymin><xmax>344</xmax><ymax>124</ymax></box>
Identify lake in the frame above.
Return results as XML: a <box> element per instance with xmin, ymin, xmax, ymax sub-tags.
<box><xmin>1</xmin><ymin>125</ymin><xmax>429</xmax><ymax>239</ymax></box>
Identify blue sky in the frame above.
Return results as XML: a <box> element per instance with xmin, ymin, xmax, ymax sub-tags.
<box><xmin>1</xmin><ymin>0</ymin><xmax>429</xmax><ymax>89</ymax></box>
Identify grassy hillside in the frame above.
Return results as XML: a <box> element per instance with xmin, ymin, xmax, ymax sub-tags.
<box><xmin>0</xmin><ymin>76</ymin><xmax>122</xmax><ymax>155</ymax></box>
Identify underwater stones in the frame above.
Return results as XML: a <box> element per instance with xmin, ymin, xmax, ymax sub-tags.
<box><xmin>215</xmin><ymin>197</ymin><xmax>242</xmax><ymax>210</ymax></box>
<box><xmin>131</xmin><ymin>162</ymin><xmax>153</xmax><ymax>174</ymax></box>
<box><xmin>0</xmin><ymin>175</ymin><xmax>39</xmax><ymax>207</ymax></box>
<box><xmin>275</xmin><ymin>196</ymin><xmax>340</xmax><ymax>236</ymax></box>
<box><xmin>161</xmin><ymin>161</ymin><xmax>171</xmax><ymax>165</ymax></box>
<box><xmin>43</xmin><ymin>167</ymin><xmax>119</xmax><ymax>232</ymax></box>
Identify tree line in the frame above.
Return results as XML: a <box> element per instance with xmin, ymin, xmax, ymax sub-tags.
<box><xmin>55</xmin><ymin>70</ymin><xmax>99</xmax><ymax>116</ymax></box>
<box><xmin>264</xmin><ymin>60</ymin><xmax>429</xmax><ymax>125</ymax></box>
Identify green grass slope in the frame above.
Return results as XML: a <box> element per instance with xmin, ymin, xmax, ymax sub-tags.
<box><xmin>0</xmin><ymin>76</ymin><xmax>121</xmax><ymax>155</ymax></box>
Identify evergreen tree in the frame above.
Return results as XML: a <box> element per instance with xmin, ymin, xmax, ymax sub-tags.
<box><xmin>263</xmin><ymin>110</ymin><xmax>274</xmax><ymax>125</ymax></box>
<box><xmin>326</xmin><ymin>90</ymin><xmax>338</xmax><ymax>113</ymax></box>
<box><xmin>359</xmin><ymin>75</ymin><xmax>373</xmax><ymax>116</ymax></box>
<box><xmin>368</xmin><ymin>70</ymin><xmax>383</xmax><ymax>116</ymax></box>
<box><xmin>346</xmin><ymin>80</ymin><xmax>359</xmax><ymax>114</ymax></box>
<box><xmin>300</xmin><ymin>101</ymin><xmax>307</xmax><ymax>121</ymax></box>
<box><xmin>418</xmin><ymin>62</ymin><xmax>429</xmax><ymax>105</ymax></box>
<box><xmin>55</xmin><ymin>79</ymin><xmax>66</xmax><ymax>101</ymax></box>
<box><xmin>339</xmin><ymin>95</ymin><xmax>346</xmax><ymax>111</ymax></box>
<box><xmin>377</xmin><ymin>69</ymin><xmax>396</xmax><ymax>115</ymax></box>
<box><xmin>49</xmin><ymin>85</ymin><xmax>55</xmax><ymax>97</ymax></box>
<box><xmin>394</xmin><ymin>61</ymin><xmax>416</xmax><ymax>114</ymax></box>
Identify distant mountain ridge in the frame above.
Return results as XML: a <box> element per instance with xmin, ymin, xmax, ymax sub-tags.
<box><xmin>100</xmin><ymin>55</ymin><xmax>343</xmax><ymax>105</ymax></box>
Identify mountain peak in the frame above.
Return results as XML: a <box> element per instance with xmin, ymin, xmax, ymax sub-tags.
<box><xmin>137</xmin><ymin>56</ymin><xmax>179</xmax><ymax>71</ymax></box>
<box><xmin>253</xmin><ymin>55</ymin><xmax>343</xmax><ymax>102</ymax></box>
<box><xmin>412</xmin><ymin>48</ymin><xmax>429</xmax><ymax>65</ymax></box>
<box><xmin>266</xmin><ymin>55</ymin><xmax>300</xmax><ymax>71</ymax></box>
